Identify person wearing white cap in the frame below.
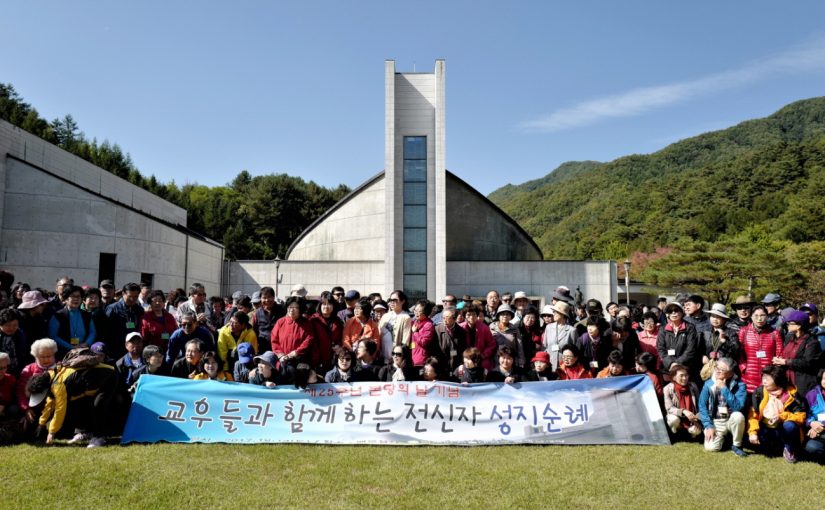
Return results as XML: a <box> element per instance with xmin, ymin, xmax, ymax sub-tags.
<box><xmin>510</xmin><ymin>291</ymin><xmax>530</xmax><ymax>328</ymax></box>
<box><xmin>541</xmin><ymin>301</ymin><xmax>576</xmax><ymax>371</ymax></box>
<box><xmin>290</xmin><ymin>284</ymin><xmax>308</xmax><ymax>298</ymax></box>
<box><xmin>700</xmin><ymin>304</ymin><xmax>741</xmax><ymax>381</ymax></box>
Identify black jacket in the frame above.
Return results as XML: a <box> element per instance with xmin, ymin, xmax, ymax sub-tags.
<box><xmin>657</xmin><ymin>322</ymin><xmax>700</xmax><ymax>373</ymax></box>
<box><xmin>782</xmin><ymin>333</ymin><xmax>822</xmax><ymax>396</ymax></box>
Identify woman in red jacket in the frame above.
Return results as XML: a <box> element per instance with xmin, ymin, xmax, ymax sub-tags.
<box><xmin>270</xmin><ymin>297</ymin><xmax>316</xmax><ymax>368</ymax></box>
<box><xmin>459</xmin><ymin>304</ymin><xmax>497</xmax><ymax>370</ymax></box>
<box><xmin>739</xmin><ymin>305</ymin><xmax>783</xmax><ymax>394</ymax></box>
<box><xmin>140</xmin><ymin>290</ymin><xmax>178</xmax><ymax>352</ymax></box>
<box><xmin>555</xmin><ymin>343</ymin><xmax>593</xmax><ymax>380</ymax></box>
<box><xmin>309</xmin><ymin>292</ymin><xmax>343</xmax><ymax>374</ymax></box>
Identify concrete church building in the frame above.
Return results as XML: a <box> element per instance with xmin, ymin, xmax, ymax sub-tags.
<box><xmin>0</xmin><ymin>120</ymin><xmax>224</xmax><ymax>292</ymax></box>
<box><xmin>230</xmin><ymin>60</ymin><xmax>617</xmax><ymax>305</ymax></box>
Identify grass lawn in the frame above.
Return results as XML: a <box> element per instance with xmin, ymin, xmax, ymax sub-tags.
<box><xmin>1</xmin><ymin>440</ymin><xmax>822</xmax><ymax>509</ymax></box>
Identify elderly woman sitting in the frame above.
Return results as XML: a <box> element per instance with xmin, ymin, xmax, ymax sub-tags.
<box><xmin>748</xmin><ymin>365</ymin><xmax>808</xmax><ymax>463</ymax></box>
<box><xmin>663</xmin><ymin>363</ymin><xmax>702</xmax><ymax>439</ymax></box>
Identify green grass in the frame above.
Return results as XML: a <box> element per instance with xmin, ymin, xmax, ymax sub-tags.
<box><xmin>1</xmin><ymin>441</ymin><xmax>822</xmax><ymax>509</ymax></box>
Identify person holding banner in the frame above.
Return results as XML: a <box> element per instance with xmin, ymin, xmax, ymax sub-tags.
<box><xmin>193</xmin><ymin>351</ymin><xmax>233</xmax><ymax>382</ymax></box>
<box><xmin>324</xmin><ymin>349</ymin><xmax>355</xmax><ymax>383</ymax></box>
<box><xmin>270</xmin><ymin>297</ymin><xmax>316</xmax><ymax>370</ymax></box>
<box><xmin>525</xmin><ymin>351</ymin><xmax>557</xmax><ymax>382</ymax></box>
<box><xmin>698</xmin><ymin>357</ymin><xmax>748</xmax><ymax>457</ymax></box>
<box><xmin>454</xmin><ymin>347</ymin><xmax>487</xmax><ymax>383</ymax></box>
<box><xmin>379</xmin><ymin>345</ymin><xmax>417</xmax><ymax>382</ymax></box>
<box><xmin>486</xmin><ymin>346</ymin><xmax>522</xmax><ymax>383</ymax></box>
<box><xmin>248</xmin><ymin>352</ymin><xmax>283</xmax><ymax>387</ymax></box>
<box><xmin>555</xmin><ymin>344</ymin><xmax>593</xmax><ymax>380</ymax></box>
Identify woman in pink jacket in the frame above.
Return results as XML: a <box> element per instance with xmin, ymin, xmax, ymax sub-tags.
<box><xmin>411</xmin><ymin>300</ymin><xmax>436</xmax><ymax>368</ymax></box>
<box><xmin>739</xmin><ymin>305</ymin><xmax>783</xmax><ymax>393</ymax></box>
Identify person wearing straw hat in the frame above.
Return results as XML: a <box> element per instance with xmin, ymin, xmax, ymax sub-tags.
<box><xmin>728</xmin><ymin>295</ymin><xmax>756</xmax><ymax>337</ymax></box>
<box><xmin>699</xmin><ymin>303</ymin><xmax>741</xmax><ymax>381</ymax></box>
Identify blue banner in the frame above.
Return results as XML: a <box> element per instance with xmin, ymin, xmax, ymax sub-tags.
<box><xmin>122</xmin><ymin>375</ymin><xmax>669</xmax><ymax>445</ymax></box>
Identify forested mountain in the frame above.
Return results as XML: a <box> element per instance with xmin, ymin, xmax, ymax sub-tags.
<box><xmin>489</xmin><ymin>97</ymin><xmax>825</xmax><ymax>303</ymax></box>
<box><xmin>0</xmin><ymin>83</ymin><xmax>350</xmax><ymax>260</ymax></box>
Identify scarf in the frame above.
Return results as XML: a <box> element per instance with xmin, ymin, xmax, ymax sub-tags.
<box><xmin>391</xmin><ymin>365</ymin><xmax>406</xmax><ymax>381</ymax></box>
<box><xmin>674</xmin><ymin>382</ymin><xmax>696</xmax><ymax>418</ymax></box>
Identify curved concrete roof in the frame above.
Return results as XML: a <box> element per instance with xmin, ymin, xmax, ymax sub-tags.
<box><xmin>285</xmin><ymin>170</ymin><xmax>543</xmax><ymax>261</ymax></box>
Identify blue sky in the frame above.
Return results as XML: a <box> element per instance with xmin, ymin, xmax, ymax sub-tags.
<box><xmin>3</xmin><ymin>1</ymin><xmax>825</xmax><ymax>195</ymax></box>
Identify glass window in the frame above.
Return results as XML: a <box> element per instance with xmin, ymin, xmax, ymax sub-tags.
<box><xmin>403</xmin><ymin>160</ymin><xmax>426</xmax><ymax>182</ymax></box>
<box><xmin>404</xmin><ymin>136</ymin><xmax>426</xmax><ymax>160</ymax></box>
<box><xmin>403</xmin><ymin>182</ymin><xmax>427</xmax><ymax>204</ymax></box>
<box><xmin>403</xmin><ymin>205</ymin><xmax>426</xmax><ymax>228</ymax></box>
<box><xmin>404</xmin><ymin>275</ymin><xmax>427</xmax><ymax>298</ymax></box>
<box><xmin>404</xmin><ymin>252</ymin><xmax>427</xmax><ymax>275</ymax></box>
<box><xmin>404</xmin><ymin>228</ymin><xmax>427</xmax><ymax>251</ymax></box>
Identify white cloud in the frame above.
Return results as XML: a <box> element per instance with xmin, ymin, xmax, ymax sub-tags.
<box><xmin>520</xmin><ymin>37</ymin><xmax>825</xmax><ymax>132</ymax></box>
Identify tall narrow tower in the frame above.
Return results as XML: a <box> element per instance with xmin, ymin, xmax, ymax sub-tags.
<box><xmin>384</xmin><ymin>59</ymin><xmax>446</xmax><ymax>301</ymax></box>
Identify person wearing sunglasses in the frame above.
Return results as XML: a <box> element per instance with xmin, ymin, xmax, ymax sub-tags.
<box><xmin>379</xmin><ymin>345</ymin><xmax>417</xmax><ymax>381</ymax></box>
<box><xmin>165</xmin><ymin>312</ymin><xmax>215</xmax><ymax>365</ymax></box>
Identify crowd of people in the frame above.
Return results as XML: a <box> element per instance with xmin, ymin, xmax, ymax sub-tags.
<box><xmin>1</xmin><ymin>269</ymin><xmax>824</xmax><ymax>463</ymax></box>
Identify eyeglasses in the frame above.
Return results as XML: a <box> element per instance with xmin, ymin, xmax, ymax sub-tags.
<box><xmin>392</xmin><ymin>352</ymin><xmax>403</xmax><ymax>357</ymax></box>
<box><xmin>388</xmin><ymin>298</ymin><xmax>399</xmax><ymax>303</ymax></box>
<box><xmin>333</xmin><ymin>293</ymin><xmax>344</xmax><ymax>297</ymax></box>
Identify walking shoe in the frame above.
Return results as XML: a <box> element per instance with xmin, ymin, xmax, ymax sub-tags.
<box><xmin>87</xmin><ymin>437</ymin><xmax>106</xmax><ymax>448</ymax></box>
<box><xmin>783</xmin><ymin>447</ymin><xmax>797</xmax><ymax>463</ymax></box>
<box><xmin>68</xmin><ymin>432</ymin><xmax>91</xmax><ymax>444</ymax></box>
<box><xmin>731</xmin><ymin>445</ymin><xmax>748</xmax><ymax>457</ymax></box>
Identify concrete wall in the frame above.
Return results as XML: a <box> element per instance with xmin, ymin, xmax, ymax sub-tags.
<box><xmin>228</xmin><ymin>260</ymin><xmax>386</xmax><ymax>299</ymax></box>
<box><xmin>287</xmin><ymin>175</ymin><xmax>385</xmax><ymax>261</ymax></box>
<box><xmin>445</xmin><ymin>172</ymin><xmax>543</xmax><ymax>261</ymax></box>
<box><xmin>446</xmin><ymin>260</ymin><xmax>618</xmax><ymax>307</ymax></box>
<box><xmin>0</xmin><ymin>120</ymin><xmax>223</xmax><ymax>292</ymax></box>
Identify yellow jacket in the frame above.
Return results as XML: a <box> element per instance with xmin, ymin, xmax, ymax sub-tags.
<box><xmin>216</xmin><ymin>325</ymin><xmax>258</xmax><ymax>369</ymax></box>
<box><xmin>747</xmin><ymin>384</ymin><xmax>807</xmax><ymax>435</ymax></box>
<box><xmin>38</xmin><ymin>364</ymin><xmax>115</xmax><ymax>435</ymax></box>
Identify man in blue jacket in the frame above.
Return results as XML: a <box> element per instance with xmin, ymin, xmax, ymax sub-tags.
<box><xmin>698</xmin><ymin>357</ymin><xmax>748</xmax><ymax>457</ymax></box>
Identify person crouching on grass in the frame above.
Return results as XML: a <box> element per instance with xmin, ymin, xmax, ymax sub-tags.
<box><xmin>596</xmin><ymin>350</ymin><xmax>628</xmax><ymax>378</ymax></box>
<box><xmin>525</xmin><ymin>351</ymin><xmax>557</xmax><ymax>382</ymax></box>
<box><xmin>26</xmin><ymin>348</ymin><xmax>116</xmax><ymax>448</ymax></box>
<box><xmin>663</xmin><ymin>363</ymin><xmax>702</xmax><ymax>440</ymax></box>
<box><xmin>193</xmin><ymin>351</ymin><xmax>233</xmax><ymax>381</ymax></box>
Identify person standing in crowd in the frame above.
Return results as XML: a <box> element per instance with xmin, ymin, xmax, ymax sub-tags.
<box><xmin>541</xmin><ymin>301</ymin><xmax>577</xmax><ymax>371</ymax></box>
<box><xmin>330</xmin><ymin>286</ymin><xmax>346</xmax><ymax>313</ymax></box>
<box><xmin>114</xmin><ymin>332</ymin><xmax>145</xmax><ymax>391</ymax></box>
<box><xmin>10</xmin><ymin>282</ymin><xmax>30</xmax><ymax>309</ymax></box>
<box><xmin>683</xmin><ymin>295</ymin><xmax>711</xmax><ymax>337</ymax></box>
<box><xmin>799</xmin><ymin>303</ymin><xmax>825</xmax><ymax>350</ymax></box>
<box><xmin>48</xmin><ymin>285</ymin><xmax>95</xmax><ymax>355</ymax></box>
<box><xmin>657</xmin><ymin>302</ymin><xmax>699</xmax><ymax>379</ymax></box>
<box><xmin>748</xmin><ymin>366</ymin><xmax>807</xmax><ymax>463</ymax></box>
<box><xmin>700</xmin><ymin>303</ymin><xmax>741</xmax><ymax>381</ymax></box>
<box><xmin>728</xmin><ymin>295</ymin><xmax>755</xmax><ymax>337</ymax></box>
<box><xmin>519</xmin><ymin>306</ymin><xmax>542</xmax><ymax>361</ymax></box>
<box><xmin>637</xmin><ymin>311</ymin><xmax>662</xmax><ymax>372</ymax></box>
<box><xmin>411</xmin><ymin>299</ymin><xmax>438</xmax><ymax>369</ymax></box>
<box><xmin>803</xmin><ymin>368</ymin><xmax>825</xmax><ymax>460</ymax></box>
<box><xmin>431</xmin><ymin>295</ymin><xmax>456</xmax><ymax>325</ymax></box>
<box><xmin>98</xmin><ymin>280</ymin><xmax>116</xmax><ymax>308</ymax></box>
<box><xmin>216</xmin><ymin>311</ymin><xmax>257</xmax><ymax>373</ymax></box>
<box><xmin>483</xmin><ymin>290</ymin><xmax>500</xmax><ymax>325</ymax></box>
<box><xmin>342</xmin><ymin>299</ymin><xmax>379</xmax><ymax>354</ymax></box>
<box><xmin>490</xmin><ymin>304</ymin><xmax>525</xmax><ymax>369</ymax></box>
<box><xmin>165</xmin><ymin>312</ymin><xmax>215</xmax><ymax>364</ymax></box>
<box><xmin>772</xmin><ymin>310</ymin><xmax>822</xmax><ymax>397</ymax></box>
<box><xmin>761</xmin><ymin>293</ymin><xmax>785</xmax><ymax>334</ymax></box>
<box><xmin>251</xmin><ymin>287</ymin><xmax>284</xmax><ymax>353</ymax></box>
<box><xmin>337</xmin><ymin>290</ymin><xmax>360</xmax><ymax>323</ymax></box>
<box><xmin>17</xmin><ymin>291</ymin><xmax>54</xmax><ymax>364</ymax></box>
<box><xmin>176</xmin><ymin>283</ymin><xmax>212</xmax><ymax>329</ymax></box>
<box><xmin>739</xmin><ymin>304</ymin><xmax>783</xmax><ymax>394</ymax></box>
<box><xmin>381</xmin><ymin>290</ymin><xmax>412</xmax><ymax>351</ymax></box>
<box><xmin>596</xmin><ymin>316</ymin><xmax>639</xmax><ymax>372</ymax></box>
<box><xmin>0</xmin><ymin>308</ymin><xmax>25</xmax><ymax>375</ymax></box>
<box><xmin>140</xmin><ymin>290</ymin><xmax>178</xmax><ymax>352</ymax></box>
<box><xmin>434</xmin><ymin>307</ymin><xmax>466</xmax><ymax>375</ymax></box>
<box><xmin>270</xmin><ymin>297</ymin><xmax>316</xmax><ymax>371</ymax></box>
<box><xmin>459</xmin><ymin>304</ymin><xmax>497</xmax><ymax>370</ymax></box>
<box><xmin>698</xmin><ymin>357</ymin><xmax>748</xmax><ymax>457</ymax></box>
<box><xmin>309</xmin><ymin>292</ymin><xmax>343</xmax><ymax>375</ymax></box>
<box><xmin>0</xmin><ymin>352</ymin><xmax>18</xmax><ymax>418</ymax></box>
<box><xmin>104</xmin><ymin>282</ymin><xmax>144</xmax><ymax>360</ymax></box>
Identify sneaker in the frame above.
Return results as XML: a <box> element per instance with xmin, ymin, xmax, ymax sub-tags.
<box><xmin>783</xmin><ymin>447</ymin><xmax>797</xmax><ymax>464</ymax></box>
<box><xmin>68</xmin><ymin>432</ymin><xmax>91</xmax><ymax>444</ymax></box>
<box><xmin>731</xmin><ymin>445</ymin><xmax>748</xmax><ymax>458</ymax></box>
<box><xmin>87</xmin><ymin>437</ymin><xmax>106</xmax><ymax>448</ymax></box>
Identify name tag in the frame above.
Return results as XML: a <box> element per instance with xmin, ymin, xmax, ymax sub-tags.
<box><xmin>756</xmin><ymin>350</ymin><xmax>766</xmax><ymax>359</ymax></box>
<box><xmin>410</xmin><ymin>342</ymin><xmax>416</xmax><ymax>349</ymax></box>
<box><xmin>589</xmin><ymin>361</ymin><xmax>599</xmax><ymax>368</ymax></box>
<box><xmin>161</xmin><ymin>333</ymin><xmax>170</xmax><ymax>340</ymax></box>
<box><xmin>818</xmin><ymin>413</ymin><xmax>825</xmax><ymax>422</ymax></box>
<box><xmin>550</xmin><ymin>344</ymin><xmax>559</xmax><ymax>352</ymax></box>
<box><xmin>718</xmin><ymin>406</ymin><xmax>729</xmax><ymax>417</ymax></box>
<box><xmin>126</xmin><ymin>321</ymin><xmax>136</xmax><ymax>329</ymax></box>
<box><xmin>70</xmin><ymin>337</ymin><xmax>80</xmax><ymax>345</ymax></box>
<box><xmin>450</xmin><ymin>350</ymin><xmax>457</xmax><ymax>357</ymax></box>
<box><xmin>667</xmin><ymin>349</ymin><xmax>676</xmax><ymax>356</ymax></box>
